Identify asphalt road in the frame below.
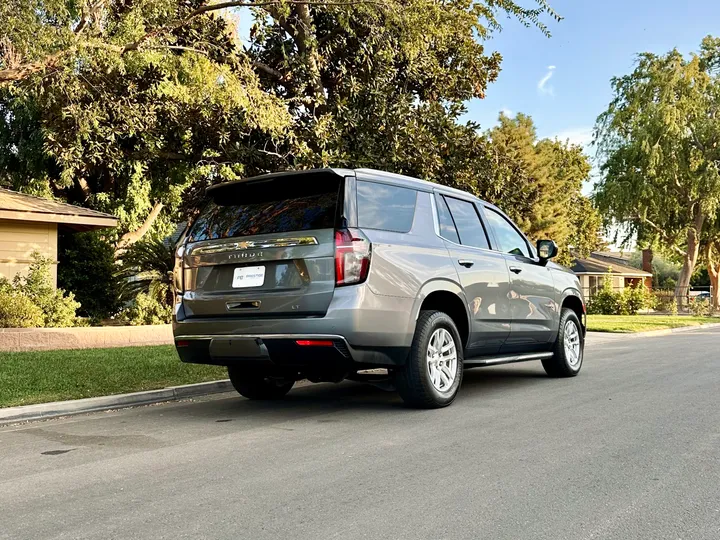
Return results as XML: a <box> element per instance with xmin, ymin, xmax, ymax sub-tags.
<box><xmin>1</xmin><ymin>329</ymin><xmax>719</xmax><ymax>540</ymax></box>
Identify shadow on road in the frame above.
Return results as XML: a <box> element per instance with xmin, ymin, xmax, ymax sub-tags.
<box><xmin>155</xmin><ymin>364</ymin><xmax>551</xmax><ymax>425</ymax></box>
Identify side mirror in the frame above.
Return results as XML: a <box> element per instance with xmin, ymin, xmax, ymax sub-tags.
<box><xmin>537</xmin><ymin>239</ymin><xmax>558</xmax><ymax>261</ymax></box>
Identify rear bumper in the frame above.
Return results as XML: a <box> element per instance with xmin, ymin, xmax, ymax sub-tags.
<box><xmin>174</xmin><ymin>334</ymin><xmax>407</xmax><ymax>369</ymax></box>
<box><xmin>173</xmin><ymin>285</ymin><xmax>415</xmax><ymax>368</ymax></box>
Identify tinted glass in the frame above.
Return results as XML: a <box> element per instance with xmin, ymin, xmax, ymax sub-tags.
<box><xmin>444</xmin><ymin>197</ymin><xmax>489</xmax><ymax>249</ymax></box>
<box><xmin>357</xmin><ymin>181</ymin><xmax>417</xmax><ymax>232</ymax></box>
<box><xmin>188</xmin><ymin>180</ymin><xmax>340</xmax><ymax>242</ymax></box>
<box><xmin>484</xmin><ymin>208</ymin><xmax>530</xmax><ymax>257</ymax></box>
<box><xmin>435</xmin><ymin>195</ymin><xmax>460</xmax><ymax>244</ymax></box>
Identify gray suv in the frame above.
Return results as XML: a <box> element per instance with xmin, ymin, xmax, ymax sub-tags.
<box><xmin>173</xmin><ymin>168</ymin><xmax>586</xmax><ymax>408</ymax></box>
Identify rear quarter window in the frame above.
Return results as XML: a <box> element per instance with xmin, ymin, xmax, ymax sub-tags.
<box><xmin>356</xmin><ymin>181</ymin><xmax>417</xmax><ymax>233</ymax></box>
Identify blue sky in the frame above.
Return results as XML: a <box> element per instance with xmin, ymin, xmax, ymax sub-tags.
<box><xmin>467</xmin><ymin>0</ymin><xmax>720</xmax><ymax>151</ymax></box>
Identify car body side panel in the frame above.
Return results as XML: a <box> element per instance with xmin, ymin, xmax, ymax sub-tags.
<box><xmin>362</xmin><ymin>191</ymin><xmax>450</xmax><ymax>299</ymax></box>
<box><xmin>500</xmin><ymin>255</ymin><xmax>559</xmax><ymax>350</ymax></box>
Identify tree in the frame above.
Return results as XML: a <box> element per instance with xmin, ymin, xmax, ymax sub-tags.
<box><xmin>1</xmin><ymin>0</ymin><xmax>560</xmax><ymax>246</ymax></box>
<box><xmin>1</xmin><ymin>0</ymin><xmax>292</xmax><ymax>249</ymax></box>
<box><xmin>594</xmin><ymin>36</ymin><xmax>720</xmax><ymax>305</ymax></box>
<box><xmin>487</xmin><ymin>113</ymin><xmax>602</xmax><ymax>263</ymax></box>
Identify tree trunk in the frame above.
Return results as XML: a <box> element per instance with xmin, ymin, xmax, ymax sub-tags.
<box><xmin>115</xmin><ymin>201</ymin><xmax>164</xmax><ymax>254</ymax></box>
<box><xmin>707</xmin><ymin>242</ymin><xmax>720</xmax><ymax>311</ymax></box>
<box><xmin>642</xmin><ymin>248</ymin><xmax>653</xmax><ymax>289</ymax></box>
<box><xmin>675</xmin><ymin>212</ymin><xmax>705</xmax><ymax>309</ymax></box>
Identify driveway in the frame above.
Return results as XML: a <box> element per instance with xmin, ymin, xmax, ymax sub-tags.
<box><xmin>1</xmin><ymin>329</ymin><xmax>719</xmax><ymax>539</ymax></box>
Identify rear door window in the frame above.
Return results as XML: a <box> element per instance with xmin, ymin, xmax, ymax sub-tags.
<box><xmin>444</xmin><ymin>196</ymin><xmax>490</xmax><ymax>249</ymax></box>
<box><xmin>356</xmin><ymin>181</ymin><xmax>417</xmax><ymax>233</ymax></box>
<box><xmin>188</xmin><ymin>177</ymin><xmax>341</xmax><ymax>242</ymax></box>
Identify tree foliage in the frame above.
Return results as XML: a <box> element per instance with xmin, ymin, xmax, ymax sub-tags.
<box><xmin>57</xmin><ymin>230</ymin><xmax>123</xmax><ymax>320</ymax></box>
<box><xmin>1</xmin><ymin>0</ymin><xmax>292</xmax><ymax>246</ymax></box>
<box><xmin>594</xmin><ymin>36</ymin><xmax>720</xmax><ymax>302</ymax></box>
<box><xmin>487</xmin><ymin>113</ymin><xmax>602</xmax><ymax>263</ymax></box>
<box><xmin>1</xmin><ymin>1</ymin><xmax>560</xmax><ymax>243</ymax></box>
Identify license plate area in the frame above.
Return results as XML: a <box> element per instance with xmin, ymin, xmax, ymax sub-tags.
<box><xmin>232</xmin><ymin>265</ymin><xmax>265</xmax><ymax>288</ymax></box>
<box><xmin>209</xmin><ymin>337</ymin><xmax>268</xmax><ymax>358</ymax></box>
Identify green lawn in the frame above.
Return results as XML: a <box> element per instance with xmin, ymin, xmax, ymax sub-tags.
<box><xmin>0</xmin><ymin>345</ymin><xmax>226</xmax><ymax>408</ymax></box>
<box><xmin>586</xmin><ymin>315</ymin><xmax>718</xmax><ymax>333</ymax></box>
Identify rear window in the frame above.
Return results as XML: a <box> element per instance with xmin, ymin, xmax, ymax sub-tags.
<box><xmin>188</xmin><ymin>176</ymin><xmax>340</xmax><ymax>242</ymax></box>
<box><xmin>356</xmin><ymin>181</ymin><xmax>417</xmax><ymax>233</ymax></box>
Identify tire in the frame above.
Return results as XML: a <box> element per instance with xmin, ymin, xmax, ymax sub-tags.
<box><xmin>227</xmin><ymin>367</ymin><xmax>295</xmax><ymax>400</ymax></box>
<box><xmin>394</xmin><ymin>310</ymin><xmax>464</xmax><ymax>409</ymax></box>
<box><xmin>542</xmin><ymin>308</ymin><xmax>584</xmax><ymax>378</ymax></box>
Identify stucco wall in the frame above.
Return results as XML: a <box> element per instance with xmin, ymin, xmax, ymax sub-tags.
<box><xmin>0</xmin><ymin>325</ymin><xmax>173</xmax><ymax>352</ymax></box>
<box><xmin>0</xmin><ymin>219</ymin><xmax>58</xmax><ymax>286</ymax></box>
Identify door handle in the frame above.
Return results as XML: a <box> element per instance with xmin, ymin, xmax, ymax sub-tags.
<box><xmin>458</xmin><ymin>259</ymin><xmax>475</xmax><ymax>268</ymax></box>
<box><xmin>509</xmin><ymin>265</ymin><xmax>523</xmax><ymax>274</ymax></box>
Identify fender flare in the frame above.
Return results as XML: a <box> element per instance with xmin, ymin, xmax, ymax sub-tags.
<box><xmin>405</xmin><ymin>278</ymin><xmax>471</xmax><ymax>345</ymax></box>
<box><xmin>559</xmin><ymin>286</ymin><xmax>586</xmax><ymax>330</ymax></box>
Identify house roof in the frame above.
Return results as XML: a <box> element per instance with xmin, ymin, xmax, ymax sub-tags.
<box><xmin>0</xmin><ymin>188</ymin><xmax>118</xmax><ymax>230</ymax></box>
<box><xmin>571</xmin><ymin>255</ymin><xmax>652</xmax><ymax>277</ymax></box>
<box><xmin>590</xmin><ymin>251</ymin><xmax>633</xmax><ymax>265</ymax></box>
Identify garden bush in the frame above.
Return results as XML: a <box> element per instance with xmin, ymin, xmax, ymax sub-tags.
<box><xmin>0</xmin><ymin>253</ymin><xmax>81</xmax><ymax>328</ymax></box>
<box><xmin>58</xmin><ymin>231</ymin><xmax>123</xmax><ymax>321</ymax></box>
<box><xmin>0</xmin><ymin>290</ymin><xmax>44</xmax><ymax>328</ymax></box>
<box><xmin>689</xmin><ymin>299</ymin><xmax>714</xmax><ymax>317</ymax></box>
<box><xmin>587</xmin><ymin>275</ymin><xmax>653</xmax><ymax>315</ymax></box>
<box><xmin>120</xmin><ymin>292</ymin><xmax>173</xmax><ymax>326</ymax></box>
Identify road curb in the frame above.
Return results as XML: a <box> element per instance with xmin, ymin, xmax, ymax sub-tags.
<box><xmin>0</xmin><ymin>380</ymin><xmax>234</xmax><ymax>427</ymax></box>
<box><xmin>588</xmin><ymin>322</ymin><xmax>720</xmax><ymax>340</ymax></box>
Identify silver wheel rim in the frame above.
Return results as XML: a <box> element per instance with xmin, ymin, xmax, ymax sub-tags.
<box><xmin>426</xmin><ymin>328</ymin><xmax>458</xmax><ymax>393</ymax></box>
<box><xmin>564</xmin><ymin>320</ymin><xmax>582</xmax><ymax>368</ymax></box>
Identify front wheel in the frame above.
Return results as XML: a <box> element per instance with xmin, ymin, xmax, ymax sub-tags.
<box><xmin>394</xmin><ymin>310</ymin><xmax>464</xmax><ymax>409</ymax></box>
<box><xmin>542</xmin><ymin>308</ymin><xmax>584</xmax><ymax>377</ymax></box>
<box><xmin>227</xmin><ymin>367</ymin><xmax>295</xmax><ymax>400</ymax></box>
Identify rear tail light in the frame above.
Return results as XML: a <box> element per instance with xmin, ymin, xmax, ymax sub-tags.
<box><xmin>296</xmin><ymin>340</ymin><xmax>335</xmax><ymax>347</ymax></box>
<box><xmin>334</xmin><ymin>228</ymin><xmax>371</xmax><ymax>286</ymax></box>
<box><xmin>173</xmin><ymin>244</ymin><xmax>185</xmax><ymax>294</ymax></box>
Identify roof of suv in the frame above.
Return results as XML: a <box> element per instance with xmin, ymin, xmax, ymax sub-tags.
<box><xmin>206</xmin><ymin>168</ymin><xmax>483</xmax><ymax>203</ymax></box>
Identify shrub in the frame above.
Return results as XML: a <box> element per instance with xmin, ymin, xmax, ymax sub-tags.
<box><xmin>0</xmin><ymin>253</ymin><xmax>81</xmax><ymax>328</ymax></box>
<box><xmin>620</xmin><ymin>283</ymin><xmax>654</xmax><ymax>315</ymax></box>
<box><xmin>0</xmin><ymin>290</ymin><xmax>44</xmax><ymax>328</ymax></box>
<box><xmin>58</xmin><ymin>231</ymin><xmax>123</xmax><ymax>321</ymax></box>
<box><xmin>119</xmin><ymin>292</ymin><xmax>173</xmax><ymax>326</ymax></box>
<box><xmin>689</xmin><ymin>299</ymin><xmax>713</xmax><ymax>317</ymax></box>
<box><xmin>19</xmin><ymin>255</ymin><xmax>81</xmax><ymax>327</ymax></box>
<box><xmin>587</xmin><ymin>275</ymin><xmax>653</xmax><ymax>315</ymax></box>
<box><xmin>116</xmin><ymin>237</ymin><xmax>176</xmax><ymax>325</ymax></box>
<box><xmin>653</xmin><ymin>290</ymin><xmax>678</xmax><ymax>315</ymax></box>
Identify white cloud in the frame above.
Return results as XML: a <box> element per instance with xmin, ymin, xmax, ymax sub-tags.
<box><xmin>553</xmin><ymin>127</ymin><xmax>594</xmax><ymax>149</ymax></box>
<box><xmin>500</xmin><ymin>107</ymin><xmax>513</xmax><ymax>117</ymax></box>
<box><xmin>537</xmin><ymin>65</ymin><xmax>556</xmax><ymax>96</ymax></box>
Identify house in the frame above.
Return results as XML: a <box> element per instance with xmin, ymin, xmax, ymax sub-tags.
<box><xmin>571</xmin><ymin>251</ymin><xmax>653</xmax><ymax>297</ymax></box>
<box><xmin>0</xmin><ymin>188</ymin><xmax>118</xmax><ymax>287</ymax></box>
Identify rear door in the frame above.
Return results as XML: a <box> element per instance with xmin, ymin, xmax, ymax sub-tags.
<box><xmin>481</xmin><ymin>206</ymin><xmax>558</xmax><ymax>351</ymax></box>
<box><xmin>181</xmin><ymin>171</ymin><xmax>347</xmax><ymax>319</ymax></box>
<box><xmin>435</xmin><ymin>193</ymin><xmax>511</xmax><ymax>355</ymax></box>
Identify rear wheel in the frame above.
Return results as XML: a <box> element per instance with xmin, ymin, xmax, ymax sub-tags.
<box><xmin>394</xmin><ymin>310</ymin><xmax>463</xmax><ymax>409</ymax></box>
<box><xmin>227</xmin><ymin>367</ymin><xmax>295</xmax><ymax>400</ymax></box>
<box><xmin>542</xmin><ymin>308</ymin><xmax>584</xmax><ymax>377</ymax></box>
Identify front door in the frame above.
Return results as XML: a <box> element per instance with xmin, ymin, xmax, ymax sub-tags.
<box><xmin>435</xmin><ymin>194</ymin><xmax>511</xmax><ymax>355</ymax></box>
<box><xmin>482</xmin><ymin>206</ymin><xmax>558</xmax><ymax>352</ymax></box>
